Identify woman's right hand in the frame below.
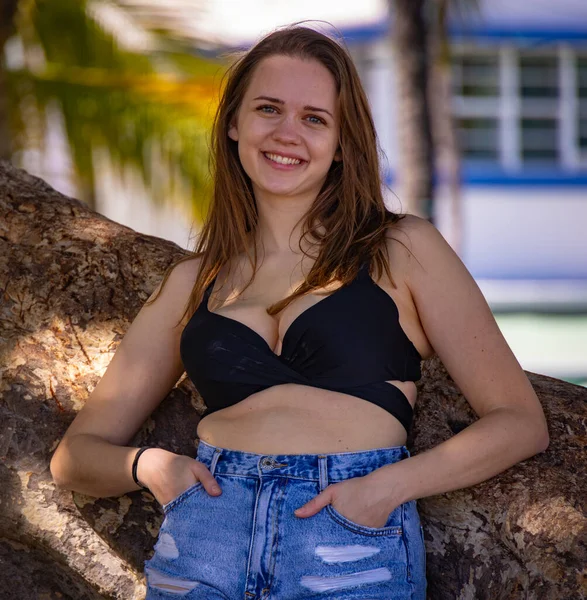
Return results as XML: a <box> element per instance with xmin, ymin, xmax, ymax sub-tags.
<box><xmin>135</xmin><ymin>447</ymin><xmax>222</xmax><ymax>506</ymax></box>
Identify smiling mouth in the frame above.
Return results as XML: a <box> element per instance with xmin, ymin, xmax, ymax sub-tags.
<box><xmin>263</xmin><ymin>152</ymin><xmax>305</xmax><ymax>166</ymax></box>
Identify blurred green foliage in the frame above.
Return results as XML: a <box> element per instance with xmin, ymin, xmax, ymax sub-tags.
<box><xmin>7</xmin><ymin>0</ymin><xmax>224</xmax><ymax>217</ymax></box>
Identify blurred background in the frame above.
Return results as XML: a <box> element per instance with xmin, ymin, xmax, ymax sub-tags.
<box><xmin>1</xmin><ymin>0</ymin><xmax>586</xmax><ymax>386</ymax></box>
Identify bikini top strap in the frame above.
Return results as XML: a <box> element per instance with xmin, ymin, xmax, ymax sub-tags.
<box><xmin>198</xmin><ymin>273</ymin><xmax>218</xmax><ymax>313</ymax></box>
<box><xmin>203</xmin><ymin>275</ymin><xmax>217</xmax><ymax>299</ymax></box>
<box><xmin>358</xmin><ymin>256</ymin><xmax>372</xmax><ymax>279</ymax></box>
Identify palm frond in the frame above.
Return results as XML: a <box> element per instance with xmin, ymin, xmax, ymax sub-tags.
<box><xmin>9</xmin><ymin>0</ymin><xmax>223</xmax><ymax>219</ymax></box>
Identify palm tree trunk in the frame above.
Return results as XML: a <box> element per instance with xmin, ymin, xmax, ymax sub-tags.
<box><xmin>77</xmin><ymin>168</ymin><xmax>97</xmax><ymax>211</ymax></box>
<box><xmin>0</xmin><ymin>59</ymin><xmax>11</xmax><ymax>161</ymax></box>
<box><xmin>0</xmin><ymin>0</ymin><xmax>20</xmax><ymax>161</ymax></box>
<box><xmin>428</xmin><ymin>0</ymin><xmax>463</xmax><ymax>253</ymax></box>
<box><xmin>390</xmin><ymin>0</ymin><xmax>435</xmax><ymax>220</ymax></box>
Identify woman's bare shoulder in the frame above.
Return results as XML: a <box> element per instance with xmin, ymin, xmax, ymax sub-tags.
<box><xmin>385</xmin><ymin>213</ymin><xmax>434</xmax><ymax>251</ymax></box>
<box><xmin>381</xmin><ymin>214</ymin><xmax>433</xmax><ymax>279</ymax></box>
<box><xmin>384</xmin><ymin>214</ymin><xmax>460</xmax><ymax>283</ymax></box>
<box><xmin>384</xmin><ymin>213</ymin><xmax>475</xmax><ymax>321</ymax></box>
<box><xmin>157</xmin><ymin>254</ymin><xmax>203</xmax><ymax>295</ymax></box>
<box><xmin>165</xmin><ymin>254</ymin><xmax>203</xmax><ymax>286</ymax></box>
<box><xmin>159</xmin><ymin>255</ymin><xmax>205</xmax><ymax>326</ymax></box>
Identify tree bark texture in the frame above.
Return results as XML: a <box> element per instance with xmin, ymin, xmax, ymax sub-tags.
<box><xmin>0</xmin><ymin>161</ymin><xmax>585</xmax><ymax>599</ymax></box>
<box><xmin>389</xmin><ymin>0</ymin><xmax>435</xmax><ymax>220</ymax></box>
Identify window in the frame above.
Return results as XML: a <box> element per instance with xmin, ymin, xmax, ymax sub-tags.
<box><xmin>448</xmin><ymin>46</ymin><xmax>587</xmax><ymax>169</ymax></box>
<box><xmin>452</xmin><ymin>55</ymin><xmax>499</xmax><ymax>98</ymax></box>
<box><xmin>521</xmin><ymin>118</ymin><xmax>558</xmax><ymax>161</ymax></box>
<box><xmin>579</xmin><ymin>118</ymin><xmax>587</xmax><ymax>152</ymax></box>
<box><xmin>457</xmin><ymin>118</ymin><xmax>499</xmax><ymax>160</ymax></box>
<box><xmin>578</xmin><ymin>56</ymin><xmax>587</xmax><ymax>100</ymax></box>
<box><xmin>578</xmin><ymin>56</ymin><xmax>587</xmax><ymax>158</ymax></box>
<box><xmin>518</xmin><ymin>53</ymin><xmax>560</xmax><ymax>164</ymax></box>
<box><xmin>451</xmin><ymin>51</ymin><xmax>500</xmax><ymax>161</ymax></box>
<box><xmin>519</xmin><ymin>55</ymin><xmax>559</xmax><ymax>99</ymax></box>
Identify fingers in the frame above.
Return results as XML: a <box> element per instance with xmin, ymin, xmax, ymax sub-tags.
<box><xmin>295</xmin><ymin>486</ymin><xmax>333</xmax><ymax>518</ymax></box>
<box><xmin>192</xmin><ymin>461</ymin><xmax>222</xmax><ymax>496</ymax></box>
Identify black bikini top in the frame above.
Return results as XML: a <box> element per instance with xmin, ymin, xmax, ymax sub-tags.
<box><xmin>180</xmin><ymin>262</ymin><xmax>422</xmax><ymax>433</ymax></box>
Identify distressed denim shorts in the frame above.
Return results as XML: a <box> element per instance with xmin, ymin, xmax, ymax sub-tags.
<box><xmin>144</xmin><ymin>440</ymin><xmax>426</xmax><ymax>600</ymax></box>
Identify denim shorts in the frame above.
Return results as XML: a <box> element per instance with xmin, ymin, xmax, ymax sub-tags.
<box><xmin>144</xmin><ymin>440</ymin><xmax>426</xmax><ymax>600</ymax></box>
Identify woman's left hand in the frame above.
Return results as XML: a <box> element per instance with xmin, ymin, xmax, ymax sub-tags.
<box><xmin>294</xmin><ymin>472</ymin><xmax>399</xmax><ymax>528</ymax></box>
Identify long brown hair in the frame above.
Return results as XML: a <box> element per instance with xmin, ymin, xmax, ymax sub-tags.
<box><xmin>149</xmin><ymin>24</ymin><xmax>405</xmax><ymax>325</ymax></box>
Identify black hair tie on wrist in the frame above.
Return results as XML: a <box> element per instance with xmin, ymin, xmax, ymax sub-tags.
<box><xmin>132</xmin><ymin>446</ymin><xmax>152</xmax><ymax>491</ymax></box>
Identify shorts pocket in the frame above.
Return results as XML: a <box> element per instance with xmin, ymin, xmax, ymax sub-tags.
<box><xmin>161</xmin><ymin>481</ymin><xmax>204</xmax><ymax>514</ymax></box>
<box><xmin>324</xmin><ymin>502</ymin><xmax>403</xmax><ymax>537</ymax></box>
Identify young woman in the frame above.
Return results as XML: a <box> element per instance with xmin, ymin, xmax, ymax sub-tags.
<box><xmin>50</xmin><ymin>25</ymin><xmax>549</xmax><ymax>600</ymax></box>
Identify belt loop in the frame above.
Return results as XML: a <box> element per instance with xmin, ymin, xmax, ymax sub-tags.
<box><xmin>318</xmin><ymin>455</ymin><xmax>328</xmax><ymax>492</ymax></box>
<box><xmin>209</xmin><ymin>447</ymin><xmax>222</xmax><ymax>476</ymax></box>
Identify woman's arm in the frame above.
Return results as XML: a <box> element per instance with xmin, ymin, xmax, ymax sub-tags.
<box><xmin>380</xmin><ymin>216</ymin><xmax>549</xmax><ymax>494</ymax></box>
<box><xmin>370</xmin><ymin>216</ymin><xmax>549</xmax><ymax>505</ymax></box>
<box><xmin>295</xmin><ymin>216</ymin><xmax>549</xmax><ymax>523</ymax></box>
<box><xmin>49</xmin><ymin>257</ymin><xmax>218</xmax><ymax>500</ymax></box>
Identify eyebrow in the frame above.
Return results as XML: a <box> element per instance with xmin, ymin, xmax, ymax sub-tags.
<box><xmin>252</xmin><ymin>96</ymin><xmax>334</xmax><ymax>119</ymax></box>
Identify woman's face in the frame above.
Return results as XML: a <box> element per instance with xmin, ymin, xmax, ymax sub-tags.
<box><xmin>229</xmin><ymin>54</ymin><xmax>341</xmax><ymax>207</ymax></box>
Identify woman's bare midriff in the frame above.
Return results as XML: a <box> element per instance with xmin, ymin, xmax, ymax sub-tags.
<box><xmin>196</xmin><ymin>380</ymin><xmax>417</xmax><ymax>455</ymax></box>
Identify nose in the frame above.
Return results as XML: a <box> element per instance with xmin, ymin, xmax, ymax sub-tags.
<box><xmin>272</xmin><ymin>116</ymin><xmax>301</xmax><ymax>144</ymax></box>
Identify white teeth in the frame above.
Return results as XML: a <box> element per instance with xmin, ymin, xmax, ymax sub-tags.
<box><xmin>265</xmin><ymin>152</ymin><xmax>302</xmax><ymax>165</ymax></box>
